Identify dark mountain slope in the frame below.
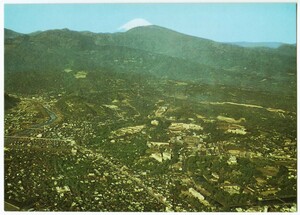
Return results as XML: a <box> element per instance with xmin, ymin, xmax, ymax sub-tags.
<box><xmin>5</xmin><ymin>29</ymin><xmax>218</xmax><ymax>80</ymax></box>
<box><xmin>229</xmin><ymin>42</ymin><xmax>284</xmax><ymax>49</ymax></box>
<box><xmin>4</xmin><ymin>28</ymin><xmax>24</xmax><ymax>39</ymax></box>
<box><xmin>4</xmin><ymin>93</ymin><xmax>20</xmax><ymax>110</ymax></box>
<box><xmin>97</xmin><ymin>25</ymin><xmax>296</xmax><ymax>75</ymax></box>
<box><xmin>4</xmin><ymin>27</ymin><xmax>296</xmax><ymax>96</ymax></box>
<box><xmin>276</xmin><ymin>44</ymin><xmax>297</xmax><ymax>57</ymax></box>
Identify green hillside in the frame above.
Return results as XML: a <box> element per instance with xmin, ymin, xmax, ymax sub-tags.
<box><xmin>4</xmin><ymin>28</ymin><xmax>24</xmax><ymax>39</ymax></box>
<box><xmin>4</xmin><ymin>26</ymin><xmax>296</xmax><ymax>96</ymax></box>
<box><xmin>106</xmin><ymin>25</ymin><xmax>296</xmax><ymax>74</ymax></box>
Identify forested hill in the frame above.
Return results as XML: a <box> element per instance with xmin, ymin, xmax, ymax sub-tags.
<box><xmin>4</xmin><ymin>26</ymin><xmax>296</xmax><ymax>95</ymax></box>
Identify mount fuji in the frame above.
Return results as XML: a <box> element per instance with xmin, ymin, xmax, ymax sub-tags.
<box><xmin>118</xmin><ymin>18</ymin><xmax>152</xmax><ymax>31</ymax></box>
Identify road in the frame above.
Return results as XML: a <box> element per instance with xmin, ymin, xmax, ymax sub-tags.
<box><xmin>12</xmin><ymin>102</ymin><xmax>58</xmax><ymax>136</ymax></box>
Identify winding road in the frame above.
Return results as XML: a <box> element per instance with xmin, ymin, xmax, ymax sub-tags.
<box><xmin>12</xmin><ymin>102</ymin><xmax>58</xmax><ymax>137</ymax></box>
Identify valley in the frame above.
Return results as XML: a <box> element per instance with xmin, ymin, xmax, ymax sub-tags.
<box><xmin>4</xmin><ymin>26</ymin><xmax>297</xmax><ymax>212</ymax></box>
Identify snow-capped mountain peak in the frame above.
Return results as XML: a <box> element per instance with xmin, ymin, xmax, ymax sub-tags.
<box><xmin>118</xmin><ymin>18</ymin><xmax>152</xmax><ymax>31</ymax></box>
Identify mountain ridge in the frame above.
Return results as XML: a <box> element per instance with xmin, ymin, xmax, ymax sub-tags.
<box><xmin>4</xmin><ymin>25</ymin><xmax>296</xmax><ymax>95</ymax></box>
<box><xmin>4</xmin><ymin>28</ymin><xmax>24</xmax><ymax>39</ymax></box>
<box><xmin>5</xmin><ymin>26</ymin><xmax>294</xmax><ymax>48</ymax></box>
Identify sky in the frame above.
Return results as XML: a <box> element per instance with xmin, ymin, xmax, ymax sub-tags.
<box><xmin>4</xmin><ymin>3</ymin><xmax>297</xmax><ymax>43</ymax></box>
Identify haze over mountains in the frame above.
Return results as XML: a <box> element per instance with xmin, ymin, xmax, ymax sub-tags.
<box><xmin>4</xmin><ymin>25</ymin><xmax>296</xmax><ymax>97</ymax></box>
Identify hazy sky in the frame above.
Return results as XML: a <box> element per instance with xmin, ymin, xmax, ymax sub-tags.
<box><xmin>4</xmin><ymin>3</ymin><xmax>297</xmax><ymax>43</ymax></box>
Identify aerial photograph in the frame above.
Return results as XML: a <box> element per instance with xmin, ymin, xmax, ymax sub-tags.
<box><xmin>3</xmin><ymin>1</ymin><xmax>297</xmax><ymax>212</ymax></box>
